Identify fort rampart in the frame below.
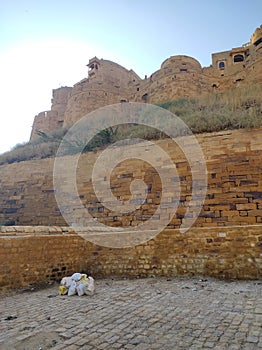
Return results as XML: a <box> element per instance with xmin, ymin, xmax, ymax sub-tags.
<box><xmin>30</xmin><ymin>25</ymin><xmax>262</xmax><ymax>139</ymax></box>
<box><xmin>1</xmin><ymin>128</ymin><xmax>261</xmax><ymax>228</ymax></box>
<box><xmin>0</xmin><ymin>225</ymin><xmax>261</xmax><ymax>289</ymax></box>
<box><xmin>0</xmin><ymin>128</ymin><xmax>261</xmax><ymax>288</ymax></box>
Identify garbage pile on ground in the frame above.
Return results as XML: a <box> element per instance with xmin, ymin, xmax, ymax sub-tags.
<box><xmin>59</xmin><ymin>273</ymin><xmax>95</xmax><ymax>296</ymax></box>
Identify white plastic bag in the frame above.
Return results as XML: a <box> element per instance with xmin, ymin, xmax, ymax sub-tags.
<box><xmin>60</xmin><ymin>277</ymin><xmax>73</xmax><ymax>288</ymax></box>
<box><xmin>68</xmin><ymin>281</ymin><xmax>77</xmax><ymax>296</ymax></box>
<box><xmin>59</xmin><ymin>274</ymin><xmax>95</xmax><ymax>296</ymax></box>
<box><xmin>71</xmin><ymin>273</ymin><xmax>82</xmax><ymax>282</ymax></box>
<box><xmin>76</xmin><ymin>281</ymin><xmax>86</xmax><ymax>296</ymax></box>
<box><xmin>86</xmin><ymin>277</ymin><xmax>95</xmax><ymax>295</ymax></box>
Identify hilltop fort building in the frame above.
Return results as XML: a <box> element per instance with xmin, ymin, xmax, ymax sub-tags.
<box><xmin>30</xmin><ymin>25</ymin><xmax>262</xmax><ymax>140</ymax></box>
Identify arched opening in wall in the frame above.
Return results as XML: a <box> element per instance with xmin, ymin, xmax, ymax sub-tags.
<box><xmin>218</xmin><ymin>61</ymin><xmax>225</xmax><ymax>69</ymax></box>
<box><xmin>142</xmin><ymin>93</ymin><xmax>148</xmax><ymax>102</ymax></box>
<box><xmin>233</xmin><ymin>54</ymin><xmax>244</xmax><ymax>63</ymax></box>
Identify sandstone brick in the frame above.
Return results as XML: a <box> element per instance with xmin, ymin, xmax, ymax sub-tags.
<box><xmin>0</xmin><ymin>224</ymin><xmax>261</xmax><ymax>289</ymax></box>
<box><xmin>236</xmin><ymin>203</ymin><xmax>257</xmax><ymax>210</ymax></box>
<box><xmin>1</xmin><ymin>129</ymin><xmax>262</xmax><ymax>229</ymax></box>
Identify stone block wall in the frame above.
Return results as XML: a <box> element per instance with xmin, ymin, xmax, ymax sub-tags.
<box><xmin>0</xmin><ymin>225</ymin><xmax>261</xmax><ymax>289</ymax></box>
<box><xmin>0</xmin><ymin>158</ymin><xmax>65</xmax><ymax>226</ymax></box>
<box><xmin>29</xmin><ymin>25</ymin><xmax>262</xmax><ymax>134</ymax></box>
<box><xmin>0</xmin><ymin>227</ymin><xmax>83</xmax><ymax>289</ymax></box>
<box><xmin>30</xmin><ymin>87</ymin><xmax>72</xmax><ymax>140</ymax></box>
<box><xmin>63</xmin><ymin>58</ymin><xmax>141</xmax><ymax>126</ymax></box>
<box><xmin>0</xmin><ymin>128</ymin><xmax>261</xmax><ymax>228</ymax></box>
<box><xmin>132</xmin><ymin>55</ymin><xmax>214</xmax><ymax>104</ymax></box>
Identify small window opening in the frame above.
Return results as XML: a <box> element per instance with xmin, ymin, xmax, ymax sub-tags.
<box><xmin>234</xmin><ymin>54</ymin><xmax>244</xmax><ymax>63</ymax></box>
<box><xmin>180</xmin><ymin>68</ymin><xmax>188</xmax><ymax>72</ymax></box>
<box><xmin>218</xmin><ymin>61</ymin><xmax>225</xmax><ymax>69</ymax></box>
<box><xmin>147</xmin><ymin>184</ymin><xmax>152</xmax><ymax>193</ymax></box>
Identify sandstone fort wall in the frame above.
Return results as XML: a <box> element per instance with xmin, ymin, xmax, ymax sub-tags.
<box><xmin>0</xmin><ymin>128</ymin><xmax>261</xmax><ymax>228</ymax></box>
<box><xmin>0</xmin><ymin>225</ymin><xmax>261</xmax><ymax>289</ymax></box>
<box><xmin>1</xmin><ymin>128</ymin><xmax>262</xmax><ymax>289</ymax></box>
<box><xmin>30</xmin><ymin>25</ymin><xmax>262</xmax><ymax>139</ymax></box>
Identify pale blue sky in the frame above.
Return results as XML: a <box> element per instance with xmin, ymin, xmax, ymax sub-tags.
<box><xmin>0</xmin><ymin>0</ymin><xmax>261</xmax><ymax>153</ymax></box>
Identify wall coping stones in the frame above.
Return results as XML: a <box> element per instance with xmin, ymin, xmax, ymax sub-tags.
<box><xmin>0</xmin><ymin>224</ymin><xmax>261</xmax><ymax>238</ymax></box>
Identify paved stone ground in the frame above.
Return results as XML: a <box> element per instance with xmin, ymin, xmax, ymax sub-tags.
<box><xmin>0</xmin><ymin>277</ymin><xmax>261</xmax><ymax>350</ymax></box>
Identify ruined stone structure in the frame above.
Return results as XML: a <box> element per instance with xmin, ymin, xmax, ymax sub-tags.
<box><xmin>30</xmin><ymin>25</ymin><xmax>262</xmax><ymax>139</ymax></box>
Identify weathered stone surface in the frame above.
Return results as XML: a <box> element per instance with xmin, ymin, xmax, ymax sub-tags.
<box><xmin>0</xmin><ymin>277</ymin><xmax>261</xmax><ymax>349</ymax></box>
<box><xmin>1</xmin><ymin>128</ymin><xmax>262</xmax><ymax>228</ymax></box>
<box><xmin>0</xmin><ymin>224</ymin><xmax>261</xmax><ymax>289</ymax></box>
<box><xmin>30</xmin><ymin>87</ymin><xmax>72</xmax><ymax>140</ymax></box>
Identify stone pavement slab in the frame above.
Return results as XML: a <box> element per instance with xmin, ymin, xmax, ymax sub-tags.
<box><xmin>0</xmin><ymin>277</ymin><xmax>261</xmax><ymax>349</ymax></box>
